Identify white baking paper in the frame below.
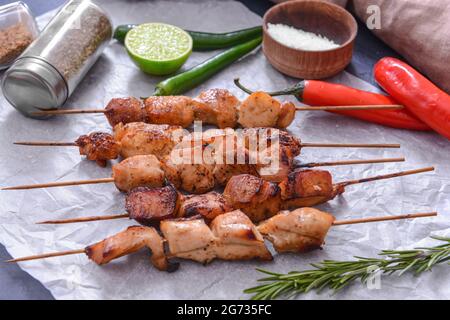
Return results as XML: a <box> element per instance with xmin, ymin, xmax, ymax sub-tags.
<box><xmin>0</xmin><ymin>0</ymin><xmax>449</xmax><ymax>300</ymax></box>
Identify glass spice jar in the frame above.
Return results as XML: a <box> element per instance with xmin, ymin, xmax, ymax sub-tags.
<box><xmin>0</xmin><ymin>1</ymin><xmax>39</xmax><ymax>69</ymax></box>
<box><xmin>2</xmin><ymin>0</ymin><xmax>112</xmax><ymax>118</ymax></box>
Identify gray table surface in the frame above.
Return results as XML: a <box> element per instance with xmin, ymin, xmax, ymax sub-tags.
<box><xmin>0</xmin><ymin>0</ymin><xmax>399</xmax><ymax>300</ymax></box>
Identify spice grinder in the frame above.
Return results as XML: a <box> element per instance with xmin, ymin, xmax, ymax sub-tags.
<box><xmin>2</xmin><ymin>0</ymin><xmax>112</xmax><ymax>118</ymax></box>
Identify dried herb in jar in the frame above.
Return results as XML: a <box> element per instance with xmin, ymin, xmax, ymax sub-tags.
<box><xmin>0</xmin><ymin>23</ymin><xmax>32</xmax><ymax>64</ymax></box>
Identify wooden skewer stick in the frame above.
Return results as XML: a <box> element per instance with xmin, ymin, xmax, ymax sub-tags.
<box><xmin>39</xmin><ymin>203</ymin><xmax>433</xmax><ymax>226</ymax></box>
<box><xmin>32</xmin><ymin>109</ymin><xmax>105</xmax><ymax>116</ymax></box>
<box><xmin>339</xmin><ymin>167</ymin><xmax>435</xmax><ymax>187</ymax></box>
<box><xmin>300</xmin><ymin>142</ymin><xmax>400</xmax><ymax>148</ymax></box>
<box><xmin>1</xmin><ymin>178</ymin><xmax>114</xmax><ymax>191</ymax></box>
<box><xmin>297</xmin><ymin>157</ymin><xmax>405</xmax><ymax>168</ymax></box>
<box><xmin>37</xmin><ymin>213</ymin><xmax>129</xmax><ymax>225</ymax></box>
<box><xmin>2</xmin><ymin>165</ymin><xmax>430</xmax><ymax>191</ymax></box>
<box><xmin>295</xmin><ymin>105</ymin><xmax>404</xmax><ymax>111</ymax></box>
<box><xmin>6</xmin><ymin>249</ymin><xmax>86</xmax><ymax>263</ymax></box>
<box><xmin>14</xmin><ymin>141</ymin><xmax>401</xmax><ymax>149</ymax></box>
<box><xmin>14</xmin><ymin>141</ymin><xmax>78</xmax><ymax>146</ymax></box>
<box><xmin>7</xmin><ymin>212</ymin><xmax>437</xmax><ymax>263</ymax></box>
<box><xmin>31</xmin><ymin>104</ymin><xmax>404</xmax><ymax>117</ymax></box>
<box><xmin>333</xmin><ymin>212</ymin><xmax>437</xmax><ymax>226</ymax></box>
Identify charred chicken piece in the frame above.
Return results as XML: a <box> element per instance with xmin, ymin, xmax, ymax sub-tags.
<box><xmin>180</xmin><ymin>192</ymin><xmax>233</xmax><ymax>221</ymax></box>
<box><xmin>279</xmin><ymin>170</ymin><xmax>345</xmax><ymax>209</ymax></box>
<box><xmin>223</xmin><ymin>174</ymin><xmax>281</xmax><ymax>222</ymax></box>
<box><xmin>86</xmin><ymin>226</ymin><xmax>169</xmax><ymax>271</ymax></box>
<box><xmin>258</xmin><ymin>208</ymin><xmax>335</xmax><ymax>253</ymax></box>
<box><xmin>104</xmin><ymin>97</ymin><xmax>144</xmax><ymax>127</ymax></box>
<box><xmin>125</xmin><ymin>186</ymin><xmax>232</xmax><ymax>225</ymax></box>
<box><xmin>126</xmin><ymin>185</ymin><xmax>181</xmax><ymax>225</ymax></box>
<box><xmin>76</xmin><ymin>132</ymin><xmax>121</xmax><ymax>167</ymax></box>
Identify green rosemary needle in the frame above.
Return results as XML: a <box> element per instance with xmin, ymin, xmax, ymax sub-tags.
<box><xmin>244</xmin><ymin>236</ymin><xmax>450</xmax><ymax>300</ymax></box>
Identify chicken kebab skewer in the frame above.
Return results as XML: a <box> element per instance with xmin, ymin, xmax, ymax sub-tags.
<box><xmin>8</xmin><ymin>208</ymin><xmax>437</xmax><ymax>272</ymax></box>
<box><xmin>31</xmin><ymin>89</ymin><xmax>403</xmax><ymax>130</ymax></box>
<box><xmin>3</xmin><ymin>127</ymin><xmax>406</xmax><ymax>194</ymax></box>
<box><xmin>37</xmin><ymin>166</ymin><xmax>434</xmax><ymax>226</ymax></box>
<box><xmin>14</xmin><ymin>123</ymin><xmax>401</xmax><ymax>167</ymax></box>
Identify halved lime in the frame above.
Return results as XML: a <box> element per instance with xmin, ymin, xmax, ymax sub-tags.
<box><xmin>125</xmin><ymin>23</ymin><xmax>193</xmax><ymax>75</ymax></box>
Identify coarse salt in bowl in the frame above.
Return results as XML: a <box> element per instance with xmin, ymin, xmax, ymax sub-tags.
<box><xmin>263</xmin><ymin>0</ymin><xmax>358</xmax><ymax>79</ymax></box>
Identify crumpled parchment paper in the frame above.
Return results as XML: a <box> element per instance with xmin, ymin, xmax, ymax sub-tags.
<box><xmin>0</xmin><ymin>0</ymin><xmax>449</xmax><ymax>300</ymax></box>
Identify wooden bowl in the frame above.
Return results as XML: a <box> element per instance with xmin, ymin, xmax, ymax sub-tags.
<box><xmin>263</xmin><ymin>0</ymin><xmax>357</xmax><ymax>79</ymax></box>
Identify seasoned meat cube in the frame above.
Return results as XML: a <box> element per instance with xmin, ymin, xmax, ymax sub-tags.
<box><xmin>86</xmin><ymin>226</ymin><xmax>168</xmax><ymax>271</ymax></box>
<box><xmin>180</xmin><ymin>192</ymin><xmax>233</xmax><ymax>221</ymax></box>
<box><xmin>160</xmin><ymin>218</ymin><xmax>217</xmax><ymax>264</ymax></box>
<box><xmin>76</xmin><ymin>132</ymin><xmax>120</xmax><ymax>167</ymax></box>
<box><xmin>276</xmin><ymin>102</ymin><xmax>296</xmax><ymax>129</ymax></box>
<box><xmin>165</xmin><ymin>145</ymin><xmax>216</xmax><ymax>194</ymax></box>
<box><xmin>114</xmin><ymin>122</ymin><xmax>184</xmax><ymax>159</ymax></box>
<box><xmin>223</xmin><ymin>174</ymin><xmax>281</xmax><ymax>222</ymax></box>
<box><xmin>194</xmin><ymin>89</ymin><xmax>239</xmax><ymax>128</ymax></box>
<box><xmin>104</xmin><ymin>97</ymin><xmax>144</xmax><ymax>127</ymax></box>
<box><xmin>210</xmin><ymin>210</ymin><xmax>272</xmax><ymax>261</ymax></box>
<box><xmin>143</xmin><ymin>96</ymin><xmax>195</xmax><ymax>128</ymax></box>
<box><xmin>126</xmin><ymin>185</ymin><xmax>181</xmax><ymax>225</ymax></box>
<box><xmin>258</xmin><ymin>208</ymin><xmax>335</xmax><ymax>253</ymax></box>
<box><xmin>238</xmin><ymin>92</ymin><xmax>285</xmax><ymax>128</ymax></box>
<box><xmin>112</xmin><ymin>155</ymin><xmax>165</xmax><ymax>192</ymax></box>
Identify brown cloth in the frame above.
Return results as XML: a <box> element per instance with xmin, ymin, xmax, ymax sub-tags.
<box><xmin>272</xmin><ymin>0</ymin><xmax>450</xmax><ymax>94</ymax></box>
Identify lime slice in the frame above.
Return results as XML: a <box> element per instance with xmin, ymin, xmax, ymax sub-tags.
<box><xmin>125</xmin><ymin>23</ymin><xmax>193</xmax><ymax>75</ymax></box>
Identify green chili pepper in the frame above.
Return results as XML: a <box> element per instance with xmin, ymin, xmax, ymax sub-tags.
<box><xmin>153</xmin><ymin>36</ymin><xmax>262</xmax><ymax>96</ymax></box>
<box><xmin>114</xmin><ymin>24</ymin><xmax>262</xmax><ymax>51</ymax></box>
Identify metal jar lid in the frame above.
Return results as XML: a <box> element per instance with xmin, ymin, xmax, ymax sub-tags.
<box><xmin>2</xmin><ymin>56</ymin><xmax>68</xmax><ymax>118</ymax></box>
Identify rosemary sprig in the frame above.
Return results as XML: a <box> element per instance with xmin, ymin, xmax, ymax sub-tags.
<box><xmin>244</xmin><ymin>236</ymin><xmax>450</xmax><ymax>300</ymax></box>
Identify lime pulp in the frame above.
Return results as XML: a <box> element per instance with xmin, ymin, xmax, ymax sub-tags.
<box><xmin>125</xmin><ymin>23</ymin><xmax>193</xmax><ymax>75</ymax></box>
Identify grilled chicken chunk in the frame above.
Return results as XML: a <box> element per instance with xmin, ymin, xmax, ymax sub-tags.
<box><xmin>276</xmin><ymin>102</ymin><xmax>296</xmax><ymax>129</ymax></box>
<box><xmin>238</xmin><ymin>92</ymin><xmax>281</xmax><ymax>128</ymax></box>
<box><xmin>114</xmin><ymin>122</ymin><xmax>185</xmax><ymax>159</ymax></box>
<box><xmin>76</xmin><ymin>132</ymin><xmax>121</xmax><ymax>167</ymax></box>
<box><xmin>258</xmin><ymin>208</ymin><xmax>335</xmax><ymax>253</ymax></box>
<box><xmin>112</xmin><ymin>155</ymin><xmax>165</xmax><ymax>192</ymax></box>
<box><xmin>161</xmin><ymin>218</ymin><xmax>217</xmax><ymax>264</ymax></box>
<box><xmin>126</xmin><ymin>185</ymin><xmax>181</xmax><ymax>225</ymax></box>
<box><xmin>86</xmin><ymin>226</ymin><xmax>168</xmax><ymax>271</ymax></box>
<box><xmin>180</xmin><ymin>192</ymin><xmax>232</xmax><ymax>221</ymax></box>
<box><xmin>210</xmin><ymin>210</ymin><xmax>273</xmax><ymax>261</ymax></box>
<box><xmin>238</xmin><ymin>92</ymin><xmax>295</xmax><ymax>129</ymax></box>
<box><xmin>194</xmin><ymin>89</ymin><xmax>239</xmax><ymax>129</ymax></box>
<box><xmin>143</xmin><ymin>96</ymin><xmax>196</xmax><ymax>128</ymax></box>
<box><xmin>105</xmin><ymin>97</ymin><xmax>144</xmax><ymax>127</ymax></box>
<box><xmin>165</xmin><ymin>145</ymin><xmax>216</xmax><ymax>194</ymax></box>
<box><xmin>241</xmin><ymin>128</ymin><xmax>301</xmax><ymax>155</ymax></box>
<box><xmin>224</xmin><ymin>174</ymin><xmax>281</xmax><ymax>222</ymax></box>
<box><xmin>161</xmin><ymin>211</ymin><xmax>272</xmax><ymax>264</ymax></box>
<box><xmin>279</xmin><ymin>170</ymin><xmax>344</xmax><ymax>209</ymax></box>
<box><xmin>212</xmin><ymin>146</ymin><xmax>259</xmax><ymax>186</ymax></box>
<box><xmin>126</xmin><ymin>185</ymin><xmax>233</xmax><ymax>225</ymax></box>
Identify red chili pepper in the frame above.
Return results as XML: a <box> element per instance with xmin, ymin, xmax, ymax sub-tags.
<box><xmin>374</xmin><ymin>57</ymin><xmax>450</xmax><ymax>139</ymax></box>
<box><xmin>234</xmin><ymin>79</ymin><xmax>430</xmax><ymax>131</ymax></box>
